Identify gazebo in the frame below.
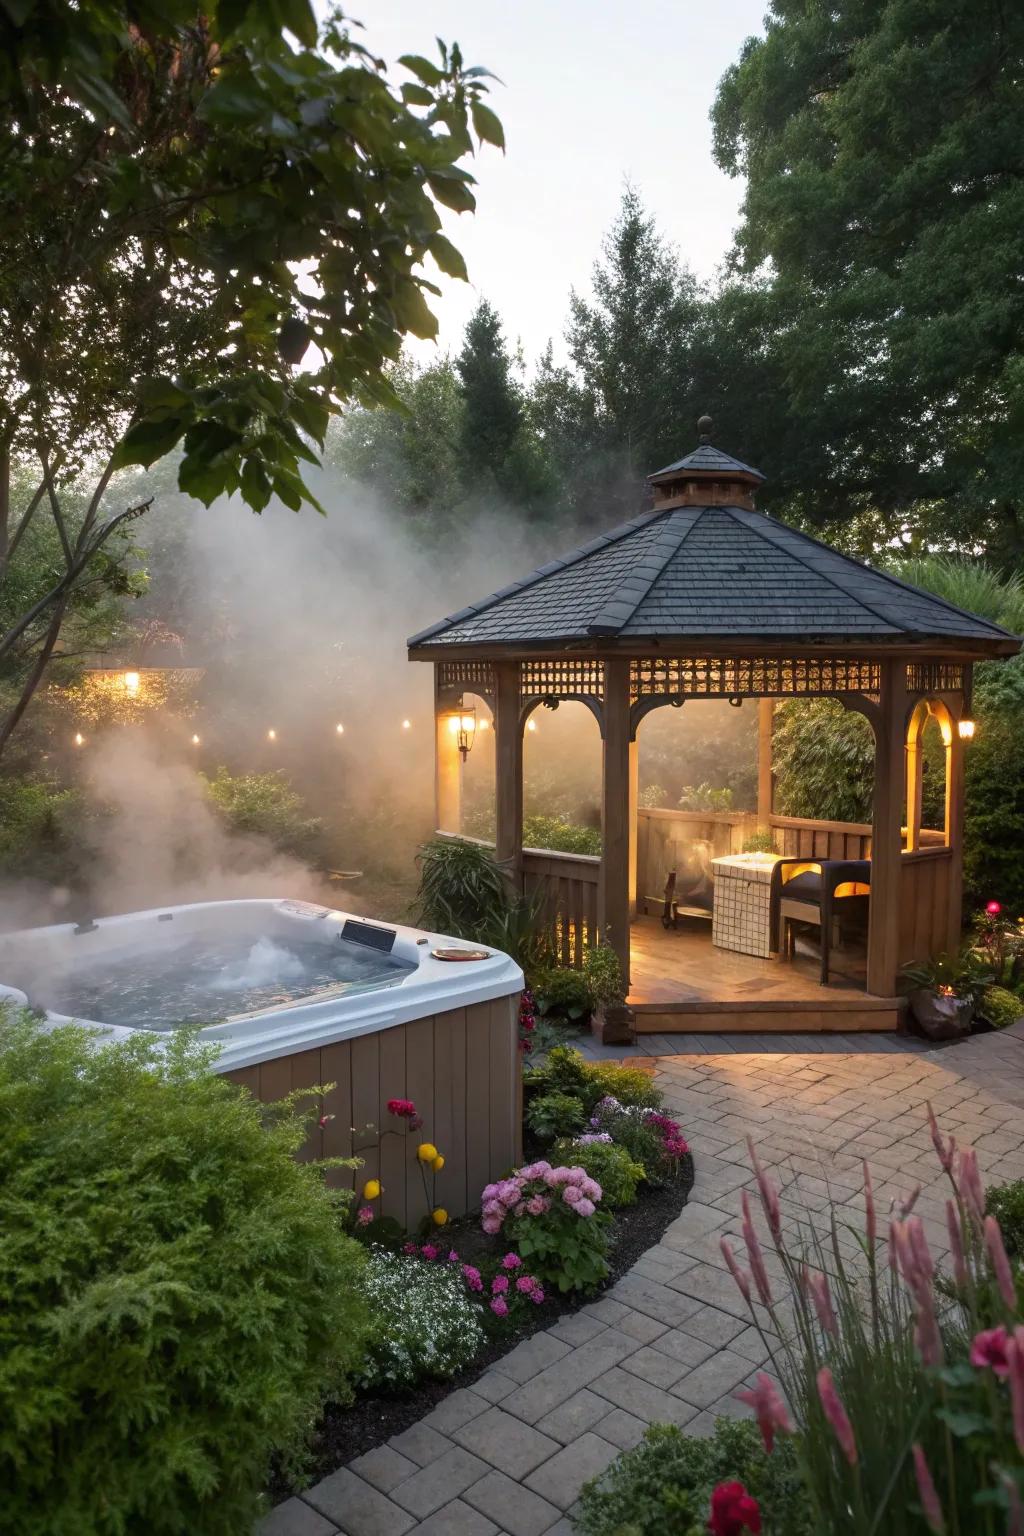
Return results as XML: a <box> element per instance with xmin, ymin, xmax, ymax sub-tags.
<box><xmin>408</xmin><ymin>421</ymin><xmax>1019</xmax><ymax>1034</ymax></box>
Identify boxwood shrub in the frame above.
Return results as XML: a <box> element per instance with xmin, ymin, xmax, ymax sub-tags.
<box><xmin>0</xmin><ymin>1011</ymin><xmax>369</xmax><ymax>1536</ymax></box>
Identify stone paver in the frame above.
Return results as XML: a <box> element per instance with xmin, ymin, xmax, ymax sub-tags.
<box><xmin>258</xmin><ymin>1027</ymin><xmax>1024</xmax><ymax>1536</ymax></box>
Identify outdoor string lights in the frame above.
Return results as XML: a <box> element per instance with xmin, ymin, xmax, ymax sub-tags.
<box><xmin>65</xmin><ymin>708</ymin><xmax>503</xmax><ymax>752</ymax></box>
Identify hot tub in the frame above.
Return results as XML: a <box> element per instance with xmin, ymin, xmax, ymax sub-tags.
<box><xmin>0</xmin><ymin>899</ymin><xmax>524</xmax><ymax>1221</ymax></box>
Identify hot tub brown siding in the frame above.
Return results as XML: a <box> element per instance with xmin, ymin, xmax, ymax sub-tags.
<box><xmin>224</xmin><ymin>993</ymin><xmax>522</xmax><ymax>1223</ymax></box>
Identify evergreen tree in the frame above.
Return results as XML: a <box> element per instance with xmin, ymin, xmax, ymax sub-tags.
<box><xmin>455</xmin><ymin>300</ymin><xmax>525</xmax><ymax>495</ymax></box>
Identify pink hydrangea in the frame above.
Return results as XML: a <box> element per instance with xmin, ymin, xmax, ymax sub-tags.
<box><xmin>516</xmin><ymin>1274</ymin><xmax>538</xmax><ymax>1294</ymax></box>
<box><xmin>482</xmin><ymin>1215</ymin><xmax>502</xmax><ymax>1235</ymax></box>
<box><xmin>520</xmin><ymin>1161</ymin><xmax>551</xmax><ymax>1180</ymax></box>
<box><xmin>447</xmin><ymin>1250</ymin><xmax>460</xmax><ymax>1263</ymax></box>
<box><xmin>514</xmin><ymin>1201</ymin><xmax>527</xmax><ymax>1216</ymax></box>
<box><xmin>526</xmin><ymin>1194</ymin><xmax>550</xmax><ymax>1216</ymax></box>
<box><xmin>563</xmin><ymin>1184</ymin><xmax>582</xmax><ymax>1205</ymax></box>
<box><xmin>490</xmin><ymin>1297</ymin><xmax>509</xmax><ymax>1317</ymax></box>
<box><xmin>462</xmin><ymin>1265</ymin><xmax>483</xmax><ymax>1292</ymax></box>
<box><xmin>502</xmin><ymin>1253</ymin><xmax>523</xmax><ymax>1270</ymax></box>
<box><xmin>481</xmin><ymin>1182</ymin><xmax>499</xmax><ymax>1203</ymax></box>
<box><xmin>356</xmin><ymin>1206</ymin><xmax>374</xmax><ymax>1226</ymax></box>
<box><xmin>575</xmin><ymin>1197</ymin><xmax>596</xmax><ymax>1217</ymax></box>
<box><xmin>492</xmin><ymin>1275</ymin><xmax>509</xmax><ymax>1294</ymax></box>
<box><xmin>496</xmin><ymin>1178</ymin><xmax>521</xmax><ymax>1205</ymax></box>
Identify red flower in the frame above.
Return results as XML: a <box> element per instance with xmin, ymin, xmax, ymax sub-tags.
<box><xmin>708</xmin><ymin>1481</ymin><xmax>762</xmax><ymax>1536</ymax></box>
<box><xmin>387</xmin><ymin>1098</ymin><xmax>417</xmax><ymax>1119</ymax></box>
<box><xmin>986</xmin><ymin>900</ymin><xmax>1002</xmax><ymax>915</ymax></box>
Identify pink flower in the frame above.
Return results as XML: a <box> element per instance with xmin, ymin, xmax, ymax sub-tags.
<box><xmin>746</xmin><ymin>1136</ymin><xmax>782</xmax><ymax>1244</ymax></box>
<box><xmin>970</xmin><ymin>1326</ymin><xmax>1010</xmax><ymax>1378</ymax></box>
<box><xmin>912</xmin><ymin>1444</ymin><xmax>945</xmax><ymax>1534</ymax></box>
<box><xmin>805</xmin><ymin>1269</ymin><xmax>838</xmax><ymax>1337</ymax></box>
<box><xmin>530</xmin><ymin>1287</ymin><xmax>545</xmax><ymax>1303</ymax></box>
<box><xmin>741</xmin><ymin>1191</ymin><xmax>773</xmax><ymax>1306</ymax></box>
<box><xmin>736</xmin><ymin>1372</ymin><xmax>792</xmax><ymax>1454</ymax></box>
<box><xmin>526</xmin><ymin>1195</ymin><xmax>550</xmax><ymax>1216</ymax></box>
<box><xmin>356</xmin><ymin>1206</ymin><xmax>374</xmax><ymax>1226</ymax></box>
<box><xmin>985</xmin><ymin>1215</ymin><xmax>1018</xmax><ymax>1309</ymax></box>
<box><xmin>1007</xmin><ymin>1330</ymin><xmax>1024</xmax><ymax>1453</ymax></box>
<box><xmin>562</xmin><ymin>1185</ymin><xmax>582</xmax><ymax>1205</ymax></box>
<box><xmin>926</xmin><ymin>1101</ymin><xmax>956</xmax><ymax>1174</ymax></box>
<box><xmin>514</xmin><ymin>1201</ymin><xmax>527</xmax><ymax>1216</ymax></box>
<box><xmin>863</xmin><ymin>1160</ymin><xmax>876</xmax><ymax>1248</ymax></box>
<box><xmin>897</xmin><ymin>1184</ymin><xmax>922</xmax><ymax>1219</ymax></box>
<box><xmin>496</xmin><ymin>1179</ymin><xmax>521</xmax><ymax>1205</ymax></box>
<box><xmin>318</xmin><ymin>1113</ymin><xmax>335</xmax><ymax>1128</ymax></box>
<box><xmin>492</xmin><ymin>1275</ymin><xmax>509</xmax><ymax>1294</ymax></box>
<box><xmin>708</xmin><ymin>1480</ymin><xmax>762</xmax><ymax>1536</ymax></box>
<box><xmin>575</xmin><ymin>1197</ymin><xmax>596</xmax><ymax>1217</ymax></box>
<box><xmin>403</xmin><ymin>1242</ymin><xmax>418</xmax><ymax>1254</ymax></box>
<box><xmin>817</xmin><ymin>1368</ymin><xmax>857</xmax><ymax>1466</ymax></box>
<box><xmin>502</xmin><ymin>1253</ymin><xmax>522</xmax><ymax>1270</ymax></box>
<box><xmin>482</xmin><ymin>1201</ymin><xmax>505</xmax><ymax>1221</ymax></box>
<box><xmin>490</xmin><ymin>1297</ymin><xmax>509</xmax><ymax>1318</ymax></box>
<box><xmin>481</xmin><ymin>1216</ymin><xmax>502</xmax><ymax>1235</ymax></box>
<box><xmin>515</xmin><ymin>1274</ymin><xmax>537</xmax><ymax>1293</ymax></box>
<box><xmin>987</xmin><ymin>900</ymin><xmax>1002</xmax><ymax>915</ymax></box>
<box><xmin>387</xmin><ymin>1097</ymin><xmax>417</xmax><ymax>1119</ymax></box>
<box><xmin>447</xmin><ymin>1249</ymin><xmax>460</xmax><ymax>1262</ymax></box>
<box><xmin>913</xmin><ymin>1291</ymin><xmax>945</xmax><ymax>1369</ymax></box>
<box><xmin>462</xmin><ymin>1265</ymin><xmax>483</xmax><ymax>1292</ymax></box>
<box><xmin>946</xmin><ymin>1200</ymin><xmax>968</xmax><ymax>1289</ymax></box>
<box><xmin>420</xmin><ymin>1243</ymin><xmax>438</xmax><ymax>1261</ymax></box>
<box><xmin>721</xmin><ymin>1237</ymin><xmax>752</xmax><ymax>1305</ymax></box>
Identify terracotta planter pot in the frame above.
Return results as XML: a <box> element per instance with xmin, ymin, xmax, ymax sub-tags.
<box><xmin>908</xmin><ymin>988</ymin><xmax>975</xmax><ymax>1041</ymax></box>
<box><xmin>591</xmin><ymin>1003</ymin><xmax>635</xmax><ymax>1046</ymax></box>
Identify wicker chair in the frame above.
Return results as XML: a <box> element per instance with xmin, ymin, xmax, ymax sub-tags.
<box><xmin>769</xmin><ymin>858</ymin><xmax>871</xmax><ymax>985</ymax></box>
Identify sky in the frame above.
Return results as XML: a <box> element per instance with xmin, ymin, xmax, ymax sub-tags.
<box><xmin>354</xmin><ymin>0</ymin><xmax>768</xmax><ymax>367</ymax></box>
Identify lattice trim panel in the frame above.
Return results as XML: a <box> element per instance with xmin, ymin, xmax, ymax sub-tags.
<box><xmin>437</xmin><ymin>660</ymin><xmax>495</xmax><ymax>698</ymax></box>
<box><xmin>520</xmin><ymin>659</ymin><xmax>605</xmax><ymax>701</ymax></box>
<box><xmin>630</xmin><ymin>656</ymin><xmax>882</xmax><ymax>700</ymax></box>
<box><xmin>906</xmin><ymin>662</ymin><xmax>964</xmax><ymax>695</ymax></box>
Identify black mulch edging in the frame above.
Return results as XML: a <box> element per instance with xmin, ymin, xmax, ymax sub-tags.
<box><xmin>271</xmin><ymin>1151</ymin><xmax>695</xmax><ymax>1498</ymax></box>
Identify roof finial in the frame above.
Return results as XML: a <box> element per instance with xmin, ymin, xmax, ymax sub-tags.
<box><xmin>697</xmin><ymin>414</ymin><xmax>713</xmax><ymax>444</ymax></box>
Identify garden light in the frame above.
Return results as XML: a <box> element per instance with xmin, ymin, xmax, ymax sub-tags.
<box><xmin>335</xmin><ymin>723</ymin><xmax>344</xmax><ymax>734</ymax></box>
<box><xmin>73</xmin><ymin>731</ymin><xmax>84</xmax><ymax>747</ymax></box>
<box><xmin>123</xmin><ymin>670</ymin><xmax>141</xmax><ymax>697</ymax></box>
<box><xmin>445</xmin><ymin>699</ymin><xmax>476</xmax><ymax>760</ymax></box>
<box><xmin>402</xmin><ymin>719</ymin><xmax>411</xmax><ymax>730</ymax></box>
<box><xmin>191</xmin><ymin>733</ymin><xmax>201</xmax><ymax>746</ymax></box>
<box><xmin>958</xmin><ymin>718</ymin><xmax>976</xmax><ymax>740</ymax></box>
<box><xmin>267</xmin><ymin>728</ymin><xmax>277</xmax><ymax>741</ymax></box>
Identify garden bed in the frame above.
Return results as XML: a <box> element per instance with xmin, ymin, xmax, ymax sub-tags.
<box><xmin>271</xmin><ymin>1149</ymin><xmax>694</xmax><ymax>1494</ymax></box>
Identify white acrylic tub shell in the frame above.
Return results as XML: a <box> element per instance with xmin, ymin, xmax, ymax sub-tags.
<box><xmin>0</xmin><ymin>898</ymin><xmax>523</xmax><ymax>1074</ymax></box>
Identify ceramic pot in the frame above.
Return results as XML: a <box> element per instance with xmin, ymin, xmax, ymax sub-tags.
<box><xmin>908</xmin><ymin>988</ymin><xmax>974</xmax><ymax>1041</ymax></box>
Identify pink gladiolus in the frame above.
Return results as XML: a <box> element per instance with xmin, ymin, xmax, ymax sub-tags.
<box><xmin>863</xmin><ymin>1161</ymin><xmax>876</xmax><ymax>1248</ymax></box>
<box><xmin>817</xmin><ymin>1368</ymin><xmax>857</xmax><ymax>1466</ymax></box>
<box><xmin>805</xmin><ymin>1269</ymin><xmax>838</xmax><ymax>1337</ymax></box>
<box><xmin>1008</xmin><ymin>1332</ymin><xmax>1024</xmax><ymax>1454</ymax></box>
<box><xmin>721</xmin><ymin>1237</ymin><xmax>753</xmax><ymax>1305</ymax></box>
<box><xmin>746</xmin><ymin>1135</ymin><xmax>782</xmax><ymax>1244</ymax></box>
<box><xmin>970</xmin><ymin>1326</ymin><xmax>1010</xmax><ymax>1378</ymax></box>
<box><xmin>736</xmin><ymin>1372</ymin><xmax>792</xmax><ymax>1454</ymax></box>
<box><xmin>912</xmin><ymin>1444</ymin><xmax>945</xmax><ymax>1534</ymax></box>
<box><xmin>984</xmin><ymin>1215</ymin><xmax>1018</xmax><ymax>1309</ymax></box>
<box><xmin>741</xmin><ymin>1191</ymin><xmax>773</xmax><ymax>1306</ymax></box>
<box><xmin>946</xmin><ymin>1200</ymin><xmax>968</xmax><ymax>1289</ymax></box>
<box><xmin>926</xmin><ymin>1101</ymin><xmax>955</xmax><ymax>1174</ymax></box>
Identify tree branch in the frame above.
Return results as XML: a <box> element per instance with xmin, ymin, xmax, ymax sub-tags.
<box><xmin>0</xmin><ymin>594</ymin><xmax>68</xmax><ymax>757</ymax></box>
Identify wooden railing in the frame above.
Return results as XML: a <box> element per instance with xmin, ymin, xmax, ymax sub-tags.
<box><xmin>522</xmin><ymin>847</ymin><xmax>600</xmax><ymax>968</ymax></box>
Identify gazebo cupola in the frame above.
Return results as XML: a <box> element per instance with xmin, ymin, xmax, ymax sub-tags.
<box><xmin>647</xmin><ymin>416</ymin><xmax>765</xmax><ymax>511</ymax></box>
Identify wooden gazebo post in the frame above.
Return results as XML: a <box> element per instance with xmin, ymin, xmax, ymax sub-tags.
<box><xmin>599</xmin><ymin>658</ymin><xmax>632</xmax><ymax>988</ymax></box>
<box><xmin>493</xmin><ymin>660</ymin><xmax>523</xmax><ymax>884</ymax></box>
<box><xmin>866</xmin><ymin>659</ymin><xmax>909</xmax><ymax>997</ymax></box>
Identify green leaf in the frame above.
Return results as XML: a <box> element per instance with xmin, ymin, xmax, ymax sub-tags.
<box><xmin>427</xmin><ymin>174</ymin><xmax>476</xmax><ymax>214</ymax></box>
<box><xmin>239</xmin><ymin>458</ymin><xmax>272</xmax><ymax>512</ymax></box>
<box><xmin>936</xmin><ymin>1408</ymin><xmax>992</xmax><ymax>1439</ymax></box>
<box><xmin>389</xmin><ymin>280</ymin><xmax>439</xmax><ymax>341</ymax></box>
<box><xmin>399</xmin><ymin>54</ymin><xmax>444</xmax><ymax>87</ymax></box>
<box><xmin>470</xmin><ymin>100</ymin><xmax>505</xmax><ymax>151</ymax></box>
<box><xmin>112</xmin><ymin>417</ymin><xmax>185</xmax><ymax>470</ymax></box>
<box><xmin>428</xmin><ymin>233</ymin><xmax>468</xmax><ymax>281</ymax></box>
<box><xmin>401</xmin><ymin>83</ymin><xmax>434</xmax><ymax>108</ymax></box>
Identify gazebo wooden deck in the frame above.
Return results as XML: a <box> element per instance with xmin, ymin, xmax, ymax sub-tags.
<box><xmin>408</xmin><ymin>421</ymin><xmax>1019</xmax><ymax>1033</ymax></box>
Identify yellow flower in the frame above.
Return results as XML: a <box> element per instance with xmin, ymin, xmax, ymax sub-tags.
<box><xmin>431</xmin><ymin>1154</ymin><xmax>445</xmax><ymax>1172</ymax></box>
<box><xmin>432</xmin><ymin>1207</ymin><xmax>448</xmax><ymax>1226</ymax></box>
<box><xmin>362</xmin><ymin>1178</ymin><xmax>382</xmax><ymax>1200</ymax></box>
<box><xmin>417</xmin><ymin>1143</ymin><xmax>438</xmax><ymax>1163</ymax></box>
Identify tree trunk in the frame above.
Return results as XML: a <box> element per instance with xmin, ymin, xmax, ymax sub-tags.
<box><xmin>0</xmin><ymin>595</ymin><xmax>68</xmax><ymax>760</ymax></box>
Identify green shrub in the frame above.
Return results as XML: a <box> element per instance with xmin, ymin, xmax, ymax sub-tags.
<box><xmin>526</xmin><ymin>1090</ymin><xmax>586</xmax><ymax>1142</ymax></box>
<box><xmin>357</xmin><ymin>1249</ymin><xmax>484</xmax><ymax>1391</ymax></box>
<box><xmin>534</xmin><ymin>966</ymin><xmax>595</xmax><ymax>1021</ymax></box>
<box><xmin>526</xmin><ymin>1046</ymin><xmax>661</xmax><ymax>1116</ymax></box>
<box><xmin>979</xmin><ymin>985</ymin><xmax>1023</xmax><ymax>1031</ymax></box>
<box><xmin>0</xmin><ymin>1012</ymin><xmax>368</xmax><ymax>1536</ymax></box>
<box><xmin>552</xmin><ymin>1137</ymin><xmax>644</xmax><ymax>1206</ymax></box>
<box><xmin>742</xmin><ymin>828</ymin><xmax>775</xmax><ymax>853</ymax></box>
<box><xmin>575</xmin><ymin>1419</ymin><xmax>813</xmax><ymax>1536</ymax></box>
<box><xmin>414</xmin><ymin>837</ymin><xmax>551</xmax><ymax>973</ymax></box>
<box><xmin>986</xmin><ymin>1178</ymin><xmax>1024</xmax><ymax>1259</ymax></box>
<box><xmin>583</xmin><ymin>943</ymin><xmax>625</xmax><ymax>1007</ymax></box>
<box><xmin>522</xmin><ymin>814</ymin><xmax>602</xmax><ymax>856</ymax></box>
<box><xmin>202</xmin><ymin>766</ymin><xmax>322</xmax><ymax>856</ymax></box>
<box><xmin>0</xmin><ymin>774</ymin><xmax>87</xmax><ymax>883</ymax></box>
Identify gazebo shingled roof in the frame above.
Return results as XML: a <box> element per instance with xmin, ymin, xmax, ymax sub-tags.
<box><xmin>408</xmin><ymin>496</ymin><xmax>1016</xmax><ymax>653</ymax></box>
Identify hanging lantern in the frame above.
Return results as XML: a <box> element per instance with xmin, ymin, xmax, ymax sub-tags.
<box><xmin>446</xmin><ymin>698</ymin><xmax>476</xmax><ymax>761</ymax></box>
<box><xmin>958</xmin><ymin>718</ymin><xmax>976</xmax><ymax>740</ymax></box>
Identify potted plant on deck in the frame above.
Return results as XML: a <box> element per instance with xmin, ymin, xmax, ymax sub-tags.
<box><xmin>900</xmin><ymin>949</ymin><xmax>993</xmax><ymax>1040</ymax></box>
<box><xmin>584</xmin><ymin>943</ymin><xmax>634</xmax><ymax>1045</ymax></box>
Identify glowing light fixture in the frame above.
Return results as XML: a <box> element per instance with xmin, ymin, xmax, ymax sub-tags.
<box><xmin>191</xmin><ymin>733</ymin><xmax>201</xmax><ymax>746</ymax></box>
<box><xmin>335</xmin><ymin>723</ymin><xmax>344</xmax><ymax>735</ymax></box>
<box><xmin>451</xmin><ymin>699</ymin><xmax>477</xmax><ymax>762</ymax></box>
<box><xmin>267</xmin><ymin>728</ymin><xmax>277</xmax><ymax>741</ymax></box>
<box><xmin>402</xmin><ymin>719</ymin><xmax>411</xmax><ymax>730</ymax></box>
<box><xmin>73</xmin><ymin>731</ymin><xmax>85</xmax><ymax>747</ymax></box>
<box><xmin>527</xmin><ymin>719</ymin><xmax>537</xmax><ymax>733</ymax></box>
<box><xmin>958</xmin><ymin>718</ymin><xmax>976</xmax><ymax>740</ymax></box>
<box><xmin>123</xmin><ymin>670</ymin><xmax>141</xmax><ymax>697</ymax></box>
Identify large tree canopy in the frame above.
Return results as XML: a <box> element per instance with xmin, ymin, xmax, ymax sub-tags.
<box><xmin>711</xmin><ymin>0</ymin><xmax>1024</xmax><ymax>557</ymax></box>
<box><xmin>0</xmin><ymin>0</ymin><xmax>500</xmax><ymax>750</ymax></box>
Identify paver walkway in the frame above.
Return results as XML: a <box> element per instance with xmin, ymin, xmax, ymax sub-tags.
<box><xmin>261</xmin><ymin>1025</ymin><xmax>1024</xmax><ymax>1536</ymax></box>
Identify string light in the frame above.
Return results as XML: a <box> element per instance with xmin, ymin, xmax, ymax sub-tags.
<box><xmin>402</xmin><ymin>719</ymin><xmax>411</xmax><ymax>730</ymax></box>
<box><xmin>73</xmin><ymin>731</ymin><xmax>85</xmax><ymax>747</ymax></box>
<box><xmin>335</xmin><ymin>723</ymin><xmax>344</xmax><ymax>735</ymax></box>
<box><xmin>123</xmin><ymin>670</ymin><xmax>141</xmax><ymax>697</ymax></box>
<box><xmin>267</xmin><ymin>728</ymin><xmax>277</xmax><ymax>741</ymax></box>
<box><xmin>191</xmin><ymin>733</ymin><xmax>201</xmax><ymax>746</ymax></box>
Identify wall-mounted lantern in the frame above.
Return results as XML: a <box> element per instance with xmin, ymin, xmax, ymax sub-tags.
<box><xmin>958</xmin><ymin>718</ymin><xmax>976</xmax><ymax>741</ymax></box>
<box><xmin>446</xmin><ymin>698</ymin><xmax>477</xmax><ymax>761</ymax></box>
